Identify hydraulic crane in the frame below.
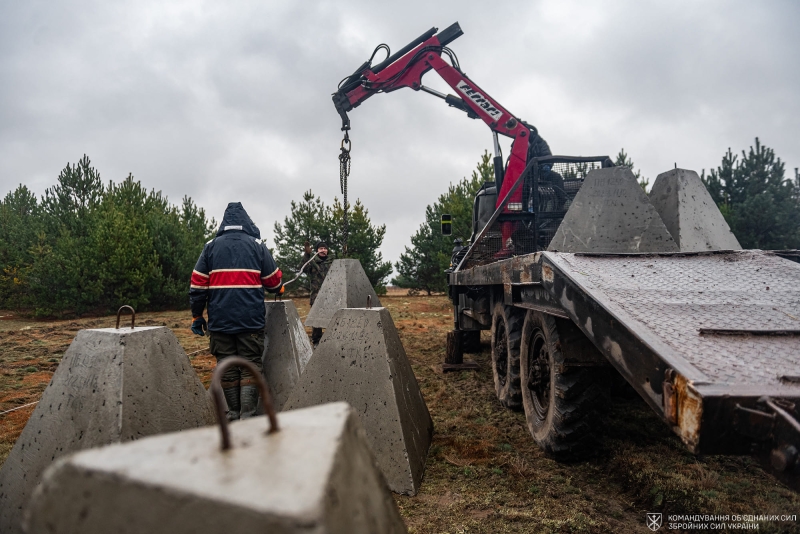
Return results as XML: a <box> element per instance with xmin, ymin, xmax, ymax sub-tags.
<box><xmin>332</xmin><ymin>22</ymin><xmax>543</xmax><ymax>256</ymax></box>
<box><xmin>330</xmin><ymin>24</ymin><xmax>800</xmax><ymax>493</ymax></box>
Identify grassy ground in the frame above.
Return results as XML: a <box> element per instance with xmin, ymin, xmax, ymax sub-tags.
<box><xmin>1</xmin><ymin>297</ymin><xmax>798</xmax><ymax>533</ymax></box>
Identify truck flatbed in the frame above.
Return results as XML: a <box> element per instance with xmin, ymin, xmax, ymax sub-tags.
<box><xmin>548</xmin><ymin>250</ymin><xmax>800</xmax><ymax>392</ymax></box>
<box><xmin>451</xmin><ymin>249</ymin><xmax>800</xmax><ymax>475</ymax></box>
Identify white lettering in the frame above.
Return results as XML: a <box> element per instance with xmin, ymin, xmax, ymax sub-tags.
<box><xmin>457</xmin><ymin>80</ymin><xmax>504</xmax><ymax>121</ymax></box>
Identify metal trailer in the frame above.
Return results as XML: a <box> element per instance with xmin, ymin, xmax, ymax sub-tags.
<box><xmin>445</xmin><ymin>160</ymin><xmax>800</xmax><ymax>490</ymax></box>
<box><xmin>325</xmin><ymin>19</ymin><xmax>800</xmax><ymax>488</ymax></box>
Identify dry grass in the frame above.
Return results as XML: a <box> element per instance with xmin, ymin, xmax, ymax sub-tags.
<box><xmin>1</xmin><ymin>297</ymin><xmax>799</xmax><ymax>533</ymax></box>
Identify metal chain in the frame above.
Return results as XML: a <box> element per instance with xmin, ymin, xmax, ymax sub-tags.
<box><xmin>339</xmin><ymin>131</ymin><xmax>351</xmax><ymax>255</ymax></box>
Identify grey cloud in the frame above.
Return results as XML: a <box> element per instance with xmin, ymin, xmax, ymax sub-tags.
<box><xmin>1</xmin><ymin>0</ymin><xmax>798</xmax><ymax>266</ymax></box>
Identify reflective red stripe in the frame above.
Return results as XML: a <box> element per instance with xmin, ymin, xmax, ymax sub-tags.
<box><xmin>262</xmin><ymin>269</ymin><xmax>282</xmax><ymax>289</ymax></box>
<box><xmin>209</xmin><ymin>271</ymin><xmax>262</xmax><ymax>287</ymax></box>
<box><xmin>191</xmin><ymin>272</ymin><xmax>210</xmax><ymax>287</ymax></box>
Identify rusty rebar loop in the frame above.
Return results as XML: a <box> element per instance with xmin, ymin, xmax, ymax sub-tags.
<box><xmin>116</xmin><ymin>305</ymin><xmax>135</xmax><ymax>330</ymax></box>
<box><xmin>367</xmin><ymin>295</ymin><xmax>372</xmax><ymax>309</ymax></box>
<box><xmin>210</xmin><ymin>357</ymin><xmax>279</xmax><ymax>451</ymax></box>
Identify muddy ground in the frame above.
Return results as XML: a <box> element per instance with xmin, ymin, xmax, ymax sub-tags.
<box><xmin>1</xmin><ymin>296</ymin><xmax>798</xmax><ymax>533</ymax></box>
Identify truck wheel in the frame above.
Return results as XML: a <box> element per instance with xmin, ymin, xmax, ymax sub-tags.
<box><xmin>520</xmin><ymin>310</ymin><xmax>605</xmax><ymax>459</ymax></box>
<box><xmin>490</xmin><ymin>303</ymin><xmax>523</xmax><ymax>410</ymax></box>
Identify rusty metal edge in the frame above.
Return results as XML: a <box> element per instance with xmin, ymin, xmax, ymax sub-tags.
<box><xmin>450</xmin><ymin>253</ymin><xmax>541</xmax><ymax>286</ymax></box>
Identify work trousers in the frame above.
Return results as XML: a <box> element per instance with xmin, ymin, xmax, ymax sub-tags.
<box><xmin>209</xmin><ymin>330</ymin><xmax>264</xmax><ymax>385</ymax></box>
<box><xmin>309</xmin><ymin>294</ymin><xmax>324</xmax><ymax>346</ymax></box>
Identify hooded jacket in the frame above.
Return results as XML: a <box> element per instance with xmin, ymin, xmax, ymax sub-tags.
<box><xmin>190</xmin><ymin>203</ymin><xmax>282</xmax><ymax>334</ymax></box>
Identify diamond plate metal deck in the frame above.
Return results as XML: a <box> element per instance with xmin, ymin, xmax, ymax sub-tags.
<box><xmin>546</xmin><ymin>250</ymin><xmax>800</xmax><ymax>388</ymax></box>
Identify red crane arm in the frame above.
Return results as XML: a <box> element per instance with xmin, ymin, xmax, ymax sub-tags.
<box><xmin>332</xmin><ymin>23</ymin><xmax>531</xmax><ymax>209</ymax></box>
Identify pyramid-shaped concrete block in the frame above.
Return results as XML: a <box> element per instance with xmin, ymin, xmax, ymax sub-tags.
<box><xmin>0</xmin><ymin>327</ymin><xmax>215</xmax><ymax>534</ymax></box>
<box><xmin>262</xmin><ymin>300</ymin><xmax>313</xmax><ymax>410</ymax></box>
<box><xmin>649</xmin><ymin>168</ymin><xmax>742</xmax><ymax>252</ymax></box>
<box><xmin>548</xmin><ymin>166</ymin><xmax>679</xmax><ymax>253</ymax></box>
<box><xmin>304</xmin><ymin>259</ymin><xmax>381</xmax><ymax>328</ymax></box>
<box><xmin>286</xmin><ymin>307</ymin><xmax>433</xmax><ymax>495</ymax></box>
<box><xmin>24</xmin><ymin>402</ymin><xmax>407</xmax><ymax>534</ymax></box>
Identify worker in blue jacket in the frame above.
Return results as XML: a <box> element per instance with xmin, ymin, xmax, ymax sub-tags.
<box><xmin>189</xmin><ymin>202</ymin><xmax>283</xmax><ymax>420</ymax></box>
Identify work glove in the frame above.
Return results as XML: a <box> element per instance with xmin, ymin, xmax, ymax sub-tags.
<box><xmin>279</xmin><ymin>284</ymin><xmax>285</xmax><ymax>295</ymax></box>
<box><xmin>304</xmin><ymin>240</ymin><xmax>312</xmax><ymax>255</ymax></box>
<box><xmin>191</xmin><ymin>316</ymin><xmax>207</xmax><ymax>336</ymax></box>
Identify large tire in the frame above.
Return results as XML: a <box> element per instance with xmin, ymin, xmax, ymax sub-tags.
<box><xmin>520</xmin><ymin>310</ymin><xmax>607</xmax><ymax>460</ymax></box>
<box><xmin>490</xmin><ymin>303</ymin><xmax>523</xmax><ymax>410</ymax></box>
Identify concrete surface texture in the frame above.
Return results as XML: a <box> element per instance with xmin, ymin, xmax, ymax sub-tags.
<box><xmin>548</xmin><ymin>167</ymin><xmax>679</xmax><ymax>253</ymax></box>
<box><xmin>262</xmin><ymin>300</ymin><xmax>313</xmax><ymax>410</ymax></box>
<box><xmin>649</xmin><ymin>168</ymin><xmax>742</xmax><ymax>252</ymax></box>
<box><xmin>24</xmin><ymin>402</ymin><xmax>407</xmax><ymax>534</ymax></box>
<box><xmin>304</xmin><ymin>259</ymin><xmax>381</xmax><ymax>328</ymax></box>
<box><xmin>0</xmin><ymin>327</ymin><xmax>216</xmax><ymax>534</ymax></box>
<box><xmin>286</xmin><ymin>307</ymin><xmax>433</xmax><ymax>496</ymax></box>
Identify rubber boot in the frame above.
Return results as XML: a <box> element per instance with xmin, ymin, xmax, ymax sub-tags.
<box><xmin>222</xmin><ymin>386</ymin><xmax>241</xmax><ymax>421</ymax></box>
<box><xmin>240</xmin><ymin>385</ymin><xmax>260</xmax><ymax>419</ymax></box>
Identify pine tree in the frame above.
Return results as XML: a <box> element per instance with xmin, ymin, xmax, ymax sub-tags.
<box><xmin>393</xmin><ymin>151</ymin><xmax>492</xmax><ymax>294</ymax></box>
<box><xmin>0</xmin><ymin>185</ymin><xmax>41</xmax><ymax>308</ymax></box>
<box><xmin>2</xmin><ymin>156</ymin><xmax>214</xmax><ymax>315</ymax></box>
<box><xmin>272</xmin><ymin>191</ymin><xmax>327</xmax><ymax>291</ymax></box>
<box><xmin>392</xmin><ymin>217</ymin><xmax>446</xmax><ymax>295</ymax></box>
<box><xmin>272</xmin><ymin>191</ymin><xmax>392</xmax><ymax>294</ymax></box>
<box><xmin>30</xmin><ymin>156</ymin><xmax>106</xmax><ymax>313</ymax></box>
<box><xmin>614</xmin><ymin>149</ymin><xmax>649</xmax><ymax>191</ymax></box>
<box><xmin>701</xmin><ymin>138</ymin><xmax>800</xmax><ymax>249</ymax></box>
<box><xmin>326</xmin><ymin>198</ymin><xmax>392</xmax><ymax>292</ymax></box>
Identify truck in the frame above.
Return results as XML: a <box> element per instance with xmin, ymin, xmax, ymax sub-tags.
<box><xmin>332</xmin><ymin>22</ymin><xmax>800</xmax><ymax>490</ymax></box>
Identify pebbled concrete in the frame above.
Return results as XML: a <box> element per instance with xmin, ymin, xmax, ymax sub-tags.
<box><xmin>649</xmin><ymin>168</ymin><xmax>741</xmax><ymax>252</ymax></box>
<box><xmin>304</xmin><ymin>259</ymin><xmax>381</xmax><ymax>329</ymax></box>
<box><xmin>0</xmin><ymin>327</ymin><xmax>215</xmax><ymax>534</ymax></box>
<box><xmin>548</xmin><ymin>167</ymin><xmax>679</xmax><ymax>253</ymax></box>
<box><xmin>24</xmin><ymin>402</ymin><xmax>407</xmax><ymax>534</ymax></box>
<box><xmin>286</xmin><ymin>307</ymin><xmax>433</xmax><ymax>496</ymax></box>
<box><xmin>262</xmin><ymin>300</ymin><xmax>313</xmax><ymax>410</ymax></box>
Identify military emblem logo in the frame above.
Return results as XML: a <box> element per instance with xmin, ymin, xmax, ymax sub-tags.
<box><xmin>646</xmin><ymin>512</ymin><xmax>663</xmax><ymax>531</ymax></box>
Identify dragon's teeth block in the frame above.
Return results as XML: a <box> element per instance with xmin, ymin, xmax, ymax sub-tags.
<box><xmin>262</xmin><ymin>300</ymin><xmax>313</xmax><ymax>410</ymax></box>
<box><xmin>287</xmin><ymin>307</ymin><xmax>433</xmax><ymax>495</ymax></box>
<box><xmin>0</xmin><ymin>327</ymin><xmax>216</xmax><ymax>534</ymax></box>
<box><xmin>25</xmin><ymin>402</ymin><xmax>407</xmax><ymax>534</ymax></box>
<box><xmin>305</xmin><ymin>259</ymin><xmax>381</xmax><ymax>329</ymax></box>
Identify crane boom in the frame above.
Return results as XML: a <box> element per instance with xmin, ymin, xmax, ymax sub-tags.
<box><xmin>331</xmin><ymin>22</ymin><xmax>533</xmax><ymax>227</ymax></box>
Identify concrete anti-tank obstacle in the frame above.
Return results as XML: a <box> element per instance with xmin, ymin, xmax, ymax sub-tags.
<box><xmin>24</xmin><ymin>402</ymin><xmax>407</xmax><ymax>534</ymax></box>
<box><xmin>649</xmin><ymin>168</ymin><xmax>742</xmax><ymax>252</ymax></box>
<box><xmin>548</xmin><ymin>166</ymin><xmax>679</xmax><ymax>253</ymax></box>
<box><xmin>0</xmin><ymin>326</ymin><xmax>216</xmax><ymax>534</ymax></box>
<box><xmin>304</xmin><ymin>259</ymin><xmax>381</xmax><ymax>329</ymax></box>
<box><xmin>261</xmin><ymin>300</ymin><xmax>313</xmax><ymax>410</ymax></box>
<box><xmin>286</xmin><ymin>307</ymin><xmax>433</xmax><ymax>496</ymax></box>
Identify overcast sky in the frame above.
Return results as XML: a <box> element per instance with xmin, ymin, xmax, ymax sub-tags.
<box><xmin>1</xmin><ymin>0</ymin><xmax>798</xmax><ymax>269</ymax></box>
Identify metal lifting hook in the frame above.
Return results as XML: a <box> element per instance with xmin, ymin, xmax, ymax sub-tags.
<box><xmin>339</xmin><ymin>131</ymin><xmax>351</xmax><ymax>255</ymax></box>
